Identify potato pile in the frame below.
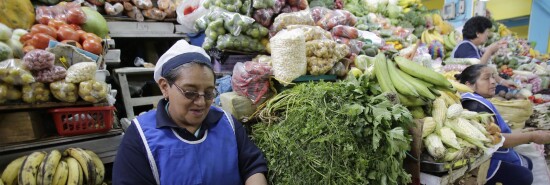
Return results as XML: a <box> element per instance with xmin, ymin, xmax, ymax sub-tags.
<box><xmin>0</xmin><ymin>59</ymin><xmax>35</xmax><ymax>85</ymax></box>
<box><xmin>22</xmin><ymin>82</ymin><xmax>50</xmax><ymax>103</ymax></box>
<box><xmin>305</xmin><ymin>40</ymin><xmax>349</xmax><ymax>75</ymax></box>
<box><xmin>50</xmin><ymin>80</ymin><xmax>78</xmax><ymax>103</ymax></box>
<box><xmin>79</xmin><ymin>80</ymin><xmax>108</xmax><ymax>103</ymax></box>
<box><xmin>65</xmin><ymin>62</ymin><xmax>97</xmax><ymax>83</ymax></box>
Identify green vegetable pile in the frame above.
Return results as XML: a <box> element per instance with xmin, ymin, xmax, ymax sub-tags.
<box><xmin>252</xmin><ymin>75</ymin><xmax>413</xmax><ymax>185</ymax></box>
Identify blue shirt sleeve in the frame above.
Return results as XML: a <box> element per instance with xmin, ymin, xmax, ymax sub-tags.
<box><xmin>453</xmin><ymin>42</ymin><xmax>480</xmax><ymax>59</ymax></box>
<box><xmin>233</xmin><ymin>117</ymin><xmax>269</xmax><ymax>181</ymax></box>
<box><xmin>112</xmin><ymin>122</ymin><xmax>157</xmax><ymax>185</ymax></box>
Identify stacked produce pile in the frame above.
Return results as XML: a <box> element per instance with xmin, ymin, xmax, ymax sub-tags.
<box><xmin>422</xmin><ymin>99</ymin><xmax>502</xmax><ymax>162</ymax></box>
<box><xmin>253</xmin><ymin>75</ymin><xmax>413</xmax><ymax>184</ymax></box>
<box><xmin>89</xmin><ymin>0</ymin><xmax>180</xmax><ymax>21</ymax></box>
<box><xmin>527</xmin><ymin>101</ymin><xmax>550</xmax><ymax>130</ymax></box>
<box><xmin>0</xmin><ymin>148</ymin><xmax>105</xmax><ymax>185</ymax></box>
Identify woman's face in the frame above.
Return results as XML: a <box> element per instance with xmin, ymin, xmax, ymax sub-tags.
<box><xmin>467</xmin><ymin>67</ymin><xmax>497</xmax><ymax>98</ymax></box>
<box><xmin>162</xmin><ymin>64</ymin><xmax>216</xmax><ymax>127</ymax></box>
<box><xmin>477</xmin><ymin>29</ymin><xmax>490</xmax><ymax>43</ymax></box>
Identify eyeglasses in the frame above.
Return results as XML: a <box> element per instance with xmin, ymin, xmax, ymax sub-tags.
<box><xmin>174</xmin><ymin>85</ymin><xmax>218</xmax><ymax>101</ymax></box>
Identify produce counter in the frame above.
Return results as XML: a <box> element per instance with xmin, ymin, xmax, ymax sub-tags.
<box><xmin>420</xmin><ymin>153</ymin><xmax>492</xmax><ymax>185</ymax></box>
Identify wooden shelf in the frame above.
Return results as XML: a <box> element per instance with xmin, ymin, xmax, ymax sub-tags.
<box><xmin>0</xmin><ymin>101</ymin><xmax>104</xmax><ymax>112</ymax></box>
<box><xmin>0</xmin><ymin>129</ymin><xmax>124</xmax><ymax>169</ymax></box>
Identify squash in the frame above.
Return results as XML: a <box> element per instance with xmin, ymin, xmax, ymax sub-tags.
<box><xmin>0</xmin><ymin>0</ymin><xmax>35</xmax><ymax>30</ymax></box>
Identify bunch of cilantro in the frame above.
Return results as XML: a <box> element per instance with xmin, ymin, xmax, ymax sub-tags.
<box><xmin>252</xmin><ymin>75</ymin><xmax>413</xmax><ymax>185</ymax></box>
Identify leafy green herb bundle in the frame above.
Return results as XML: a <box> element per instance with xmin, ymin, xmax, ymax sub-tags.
<box><xmin>252</xmin><ymin>75</ymin><xmax>414</xmax><ymax>185</ymax></box>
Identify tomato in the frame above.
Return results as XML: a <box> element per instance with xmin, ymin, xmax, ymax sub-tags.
<box><xmin>81</xmin><ymin>33</ymin><xmax>102</xmax><ymax>43</ymax></box>
<box><xmin>48</xmin><ymin>19</ymin><xmax>67</xmax><ymax>30</ymax></box>
<box><xmin>19</xmin><ymin>33</ymin><xmax>34</xmax><ymax>44</ymax></box>
<box><xmin>30</xmin><ymin>33</ymin><xmax>56</xmax><ymax>49</ymax></box>
<box><xmin>61</xmin><ymin>40</ymin><xmax>82</xmax><ymax>49</ymax></box>
<box><xmin>83</xmin><ymin>39</ymin><xmax>103</xmax><ymax>55</ymax></box>
<box><xmin>69</xmin><ymin>24</ymin><xmax>82</xmax><ymax>31</ymax></box>
<box><xmin>183</xmin><ymin>6</ymin><xmax>196</xmax><ymax>15</ymax></box>
<box><xmin>30</xmin><ymin>24</ymin><xmax>57</xmax><ymax>40</ymax></box>
<box><xmin>55</xmin><ymin>14</ymin><xmax>68</xmax><ymax>23</ymax></box>
<box><xmin>66</xmin><ymin>8</ymin><xmax>87</xmax><ymax>25</ymax></box>
<box><xmin>57</xmin><ymin>27</ymin><xmax>80</xmax><ymax>42</ymax></box>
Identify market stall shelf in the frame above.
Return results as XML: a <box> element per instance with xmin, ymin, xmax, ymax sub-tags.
<box><xmin>115</xmin><ymin>67</ymin><xmax>163</xmax><ymax>119</ymax></box>
<box><xmin>107</xmin><ymin>21</ymin><xmax>189</xmax><ymax>38</ymax></box>
<box><xmin>0</xmin><ymin>101</ymin><xmax>100</xmax><ymax>112</ymax></box>
<box><xmin>0</xmin><ymin>129</ymin><xmax>123</xmax><ymax>170</ymax></box>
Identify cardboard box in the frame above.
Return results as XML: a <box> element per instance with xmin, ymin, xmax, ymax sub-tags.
<box><xmin>0</xmin><ymin>111</ymin><xmax>45</xmax><ymax>145</ymax></box>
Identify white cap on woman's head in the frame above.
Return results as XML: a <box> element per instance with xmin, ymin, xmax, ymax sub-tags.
<box><xmin>154</xmin><ymin>40</ymin><xmax>211</xmax><ymax>82</ymax></box>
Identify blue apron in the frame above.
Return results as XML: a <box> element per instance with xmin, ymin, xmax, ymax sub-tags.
<box><xmin>451</xmin><ymin>40</ymin><xmax>482</xmax><ymax>59</ymax></box>
<box><xmin>133</xmin><ymin>106</ymin><xmax>243</xmax><ymax>185</ymax></box>
<box><xmin>461</xmin><ymin>93</ymin><xmax>525</xmax><ymax>181</ymax></box>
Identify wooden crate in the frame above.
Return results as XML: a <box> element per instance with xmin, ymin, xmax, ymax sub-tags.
<box><xmin>0</xmin><ymin>111</ymin><xmax>45</xmax><ymax>145</ymax></box>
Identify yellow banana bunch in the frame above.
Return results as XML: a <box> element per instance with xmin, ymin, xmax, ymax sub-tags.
<box><xmin>421</xmin><ymin>29</ymin><xmax>445</xmax><ymax>44</ymax></box>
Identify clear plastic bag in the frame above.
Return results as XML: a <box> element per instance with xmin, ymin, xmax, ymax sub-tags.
<box><xmin>286</xmin><ymin>25</ymin><xmax>332</xmax><ymax>41</ymax></box>
<box><xmin>23</xmin><ymin>49</ymin><xmax>55</xmax><ymax>71</ymax></box>
<box><xmin>126</xmin><ymin>6</ymin><xmax>145</xmax><ymax>22</ymax></box>
<box><xmin>316</xmin><ymin>9</ymin><xmax>357</xmax><ymax>30</ymax></box>
<box><xmin>132</xmin><ymin>0</ymin><xmax>153</xmax><ymax>9</ymax></box>
<box><xmin>50</xmin><ymin>80</ymin><xmax>78</xmax><ymax>102</ymax></box>
<box><xmin>5</xmin><ymin>85</ymin><xmax>22</xmax><ymax>101</ymax></box>
<box><xmin>34</xmin><ymin>66</ymin><xmax>67</xmax><ymax>83</ymax></box>
<box><xmin>0</xmin><ymin>59</ymin><xmax>35</xmax><ymax>85</ymax></box>
<box><xmin>334</xmin><ymin>43</ymin><xmax>350</xmax><ymax>59</ymax></box>
<box><xmin>244</xmin><ymin>23</ymin><xmax>269</xmax><ymax>39</ymax></box>
<box><xmin>253</xmin><ymin>9</ymin><xmax>276</xmax><ymax>27</ymax></box>
<box><xmin>241</xmin><ymin>0</ymin><xmax>253</xmax><ymax>16</ymax></box>
<box><xmin>231</xmin><ymin>61</ymin><xmax>273</xmax><ymax>104</ymax></box>
<box><xmin>65</xmin><ymin>62</ymin><xmax>97</xmax><ymax>83</ymax></box>
<box><xmin>216</xmin><ymin>34</ymin><xmax>265</xmax><ymax>52</ymax></box>
<box><xmin>22</xmin><ymin>82</ymin><xmax>50</xmax><ymax>103</ymax></box>
<box><xmin>310</xmin><ymin>7</ymin><xmax>331</xmax><ymax>23</ymax></box>
<box><xmin>253</xmin><ymin>0</ymin><xmax>275</xmax><ymax>9</ymax></box>
<box><xmin>328</xmin><ymin>61</ymin><xmax>347</xmax><ymax>77</ymax></box>
<box><xmin>142</xmin><ymin>8</ymin><xmax>167</xmax><ymax>20</ymax></box>
<box><xmin>272</xmin><ymin>10</ymin><xmax>315</xmax><ymax>33</ymax></box>
<box><xmin>205</xmin><ymin>8</ymin><xmax>255</xmax><ymax>36</ymax></box>
<box><xmin>35</xmin><ymin>2</ymin><xmax>82</xmax><ymax>25</ymax></box>
<box><xmin>252</xmin><ymin>55</ymin><xmax>272</xmax><ymax>65</ymax></box>
<box><xmin>270</xmin><ymin>29</ymin><xmax>307</xmax><ymax>85</ymax></box>
<box><xmin>272</xmin><ymin>0</ymin><xmax>286</xmax><ymax>13</ymax></box>
<box><xmin>331</xmin><ymin>25</ymin><xmax>359</xmax><ymax>39</ymax></box>
<box><xmin>176</xmin><ymin>0</ymin><xmax>208</xmax><ymax>33</ymax></box>
<box><xmin>194</xmin><ymin>15</ymin><xmax>210</xmax><ymax>32</ymax></box>
<box><xmin>79</xmin><ymin>80</ymin><xmax>108</xmax><ymax>103</ymax></box>
<box><xmin>305</xmin><ymin>40</ymin><xmax>337</xmax><ymax>58</ymax></box>
<box><xmin>307</xmin><ymin>57</ymin><xmax>337</xmax><ymax>75</ymax></box>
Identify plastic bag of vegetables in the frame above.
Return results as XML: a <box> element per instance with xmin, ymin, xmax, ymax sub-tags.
<box><xmin>79</xmin><ymin>80</ymin><xmax>108</xmax><ymax>103</ymax></box>
<box><xmin>22</xmin><ymin>82</ymin><xmax>50</xmax><ymax>103</ymax></box>
<box><xmin>34</xmin><ymin>66</ymin><xmax>67</xmax><ymax>83</ymax></box>
<box><xmin>305</xmin><ymin>40</ymin><xmax>337</xmax><ymax>58</ymax></box>
<box><xmin>0</xmin><ymin>59</ymin><xmax>35</xmax><ymax>85</ymax></box>
<box><xmin>50</xmin><ymin>80</ymin><xmax>78</xmax><ymax>102</ymax></box>
<box><xmin>331</xmin><ymin>25</ymin><xmax>359</xmax><ymax>39</ymax></box>
<box><xmin>203</xmin><ymin>19</ymin><xmax>226</xmax><ymax>50</ymax></box>
<box><xmin>65</xmin><ymin>62</ymin><xmax>97</xmax><ymax>83</ymax></box>
<box><xmin>272</xmin><ymin>10</ymin><xmax>315</xmax><ymax>33</ymax></box>
<box><xmin>310</xmin><ymin>7</ymin><xmax>331</xmax><ymax>23</ymax></box>
<box><xmin>5</xmin><ymin>85</ymin><xmax>22</xmax><ymax>101</ymax></box>
<box><xmin>307</xmin><ymin>57</ymin><xmax>337</xmax><ymax>75</ymax></box>
<box><xmin>253</xmin><ymin>9</ymin><xmax>276</xmax><ymax>27</ymax></box>
<box><xmin>216</xmin><ymin>34</ymin><xmax>265</xmax><ymax>52</ymax></box>
<box><xmin>232</xmin><ymin>61</ymin><xmax>273</xmax><ymax>104</ymax></box>
<box><xmin>286</xmin><ymin>25</ymin><xmax>332</xmax><ymax>41</ymax></box>
<box><xmin>206</xmin><ymin>8</ymin><xmax>255</xmax><ymax>36</ymax></box>
<box><xmin>316</xmin><ymin>9</ymin><xmax>357</xmax><ymax>30</ymax></box>
<box><xmin>23</xmin><ymin>49</ymin><xmax>55</xmax><ymax>71</ymax></box>
<box><xmin>253</xmin><ymin>0</ymin><xmax>275</xmax><ymax>9</ymax></box>
<box><xmin>245</xmin><ymin>23</ymin><xmax>269</xmax><ymax>39</ymax></box>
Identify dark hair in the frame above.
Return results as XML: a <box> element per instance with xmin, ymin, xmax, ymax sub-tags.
<box><xmin>455</xmin><ymin>64</ymin><xmax>488</xmax><ymax>85</ymax></box>
<box><xmin>462</xmin><ymin>16</ymin><xmax>493</xmax><ymax>40</ymax></box>
<box><xmin>164</xmin><ymin>61</ymin><xmax>215</xmax><ymax>85</ymax></box>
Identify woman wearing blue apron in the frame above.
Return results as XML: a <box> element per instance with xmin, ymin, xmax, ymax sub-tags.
<box><xmin>113</xmin><ymin>40</ymin><xmax>268</xmax><ymax>185</ymax></box>
<box><xmin>451</xmin><ymin>16</ymin><xmax>516</xmax><ymax>91</ymax></box>
<box><xmin>455</xmin><ymin>64</ymin><xmax>550</xmax><ymax>184</ymax></box>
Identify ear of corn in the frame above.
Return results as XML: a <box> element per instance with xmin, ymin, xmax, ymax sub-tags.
<box><xmin>422</xmin><ymin>117</ymin><xmax>436</xmax><ymax>138</ymax></box>
<box><xmin>443</xmin><ymin>148</ymin><xmax>467</xmax><ymax>162</ymax></box>
<box><xmin>437</xmin><ymin>127</ymin><xmax>461</xmax><ymax>150</ymax></box>
<box><xmin>446</xmin><ymin>104</ymin><xmax>464</xmax><ymax>119</ymax></box>
<box><xmin>432</xmin><ymin>98</ymin><xmax>447</xmax><ymax>129</ymax></box>
<box><xmin>438</xmin><ymin>90</ymin><xmax>456</xmax><ymax>106</ymax></box>
<box><xmin>450</xmin><ymin>80</ymin><xmax>474</xmax><ymax>93</ymax></box>
<box><xmin>424</xmin><ymin>133</ymin><xmax>446</xmax><ymax>159</ymax></box>
<box><xmin>446</xmin><ymin>118</ymin><xmax>491</xmax><ymax>144</ymax></box>
<box><xmin>459</xmin><ymin>110</ymin><xmax>478</xmax><ymax>120</ymax></box>
<box><xmin>469</xmin><ymin>120</ymin><xmax>489</xmax><ymax>135</ymax></box>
